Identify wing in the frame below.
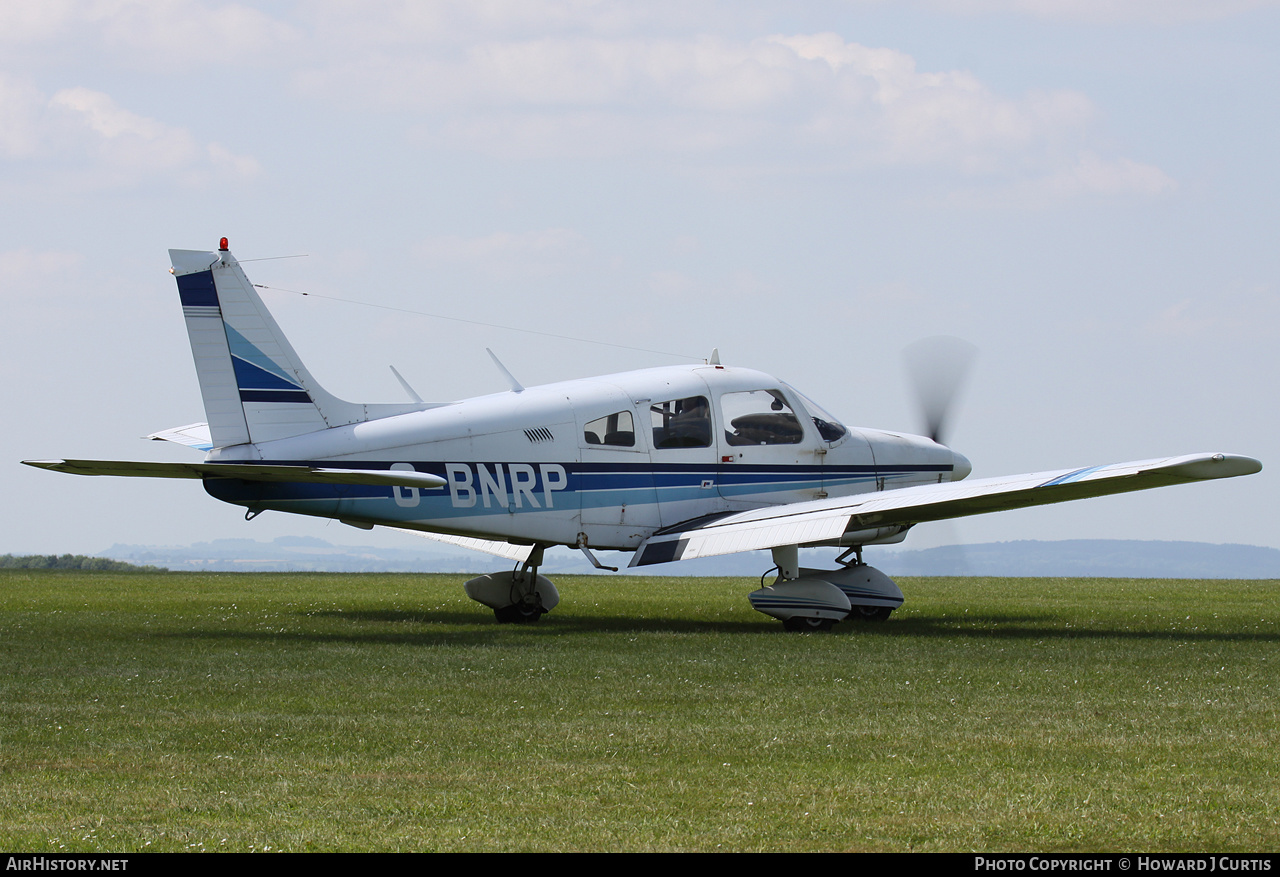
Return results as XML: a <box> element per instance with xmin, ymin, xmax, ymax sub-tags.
<box><xmin>630</xmin><ymin>452</ymin><xmax>1262</xmax><ymax>567</ymax></box>
<box><xmin>404</xmin><ymin>530</ymin><xmax>536</xmax><ymax>563</ymax></box>
<box><xmin>21</xmin><ymin>459</ymin><xmax>448</xmax><ymax>490</ymax></box>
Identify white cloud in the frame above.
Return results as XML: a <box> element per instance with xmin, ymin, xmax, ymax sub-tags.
<box><xmin>1050</xmin><ymin>152</ymin><xmax>1176</xmax><ymax>197</ymax></box>
<box><xmin>0</xmin><ymin>78</ymin><xmax>259</xmax><ymax>186</ymax></box>
<box><xmin>0</xmin><ymin>5</ymin><xmax>1185</xmax><ymax>197</ymax></box>
<box><xmin>302</xmin><ymin>1</ymin><xmax>701</xmax><ymax>43</ymax></box>
<box><xmin>304</xmin><ymin>30</ymin><xmax>1126</xmax><ymax>187</ymax></box>
<box><xmin>950</xmin><ymin>151</ymin><xmax>1177</xmax><ymax>207</ymax></box>
<box><xmin>49</xmin><ymin>87</ymin><xmax>201</xmax><ymax>172</ymax></box>
<box><xmin>414</xmin><ymin>109</ymin><xmax>763</xmax><ymax>160</ymax></box>
<box><xmin>772</xmin><ymin>33</ymin><xmax>1097</xmax><ymax>171</ymax></box>
<box><xmin>0</xmin><ymin>0</ymin><xmax>297</xmax><ymax>68</ymax></box>
<box><xmin>296</xmin><ymin>35</ymin><xmax>806</xmax><ymax>113</ymax></box>
<box><xmin>206</xmin><ymin>142</ymin><xmax>264</xmax><ymax>178</ymax></box>
<box><xmin>0</xmin><ymin>3</ymin><xmax>83</xmax><ymax>44</ymax></box>
<box><xmin>919</xmin><ymin>0</ymin><xmax>1280</xmax><ymax>24</ymax></box>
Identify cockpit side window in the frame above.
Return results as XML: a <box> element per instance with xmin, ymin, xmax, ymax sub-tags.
<box><xmin>720</xmin><ymin>389</ymin><xmax>803</xmax><ymax>446</ymax></box>
<box><xmin>650</xmin><ymin>396</ymin><xmax>712</xmax><ymax>449</ymax></box>
<box><xmin>583</xmin><ymin>410</ymin><xmax>636</xmax><ymax>447</ymax></box>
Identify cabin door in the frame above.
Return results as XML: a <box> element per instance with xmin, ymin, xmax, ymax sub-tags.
<box><xmin>715</xmin><ymin>387</ymin><xmax>827</xmax><ymax>508</ymax></box>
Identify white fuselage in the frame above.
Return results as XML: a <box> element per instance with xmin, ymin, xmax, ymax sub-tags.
<box><xmin>204</xmin><ymin>364</ymin><xmax>969</xmax><ymax>551</ymax></box>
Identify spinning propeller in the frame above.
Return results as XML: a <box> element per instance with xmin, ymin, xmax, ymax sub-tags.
<box><xmin>904</xmin><ymin>335</ymin><xmax>977</xmax><ymax>446</ymax></box>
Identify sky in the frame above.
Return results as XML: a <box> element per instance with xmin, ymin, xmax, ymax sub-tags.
<box><xmin>2</xmin><ymin>0</ymin><xmax>1277</xmax><ymax>561</ymax></box>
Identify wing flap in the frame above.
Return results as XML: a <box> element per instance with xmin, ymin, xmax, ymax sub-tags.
<box><xmin>22</xmin><ymin>459</ymin><xmax>449</xmax><ymax>489</ymax></box>
<box><xmin>402</xmin><ymin>530</ymin><xmax>536</xmax><ymax>563</ymax></box>
<box><xmin>631</xmin><ymin>453</ymin><xmax>1261</xmax><ymax>566</ymax></box>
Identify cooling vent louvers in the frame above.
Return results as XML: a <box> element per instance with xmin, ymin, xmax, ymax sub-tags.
<box><xmin>524</xmin><ymin>427</ymin><xmax>554</xmax><ymax>443</ymax></box>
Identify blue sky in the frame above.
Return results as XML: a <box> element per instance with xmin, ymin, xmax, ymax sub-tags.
<box><xmin>3</xmin><ymin>1</ymin><xmax>1276</xmax><ymax>558</ymax></box>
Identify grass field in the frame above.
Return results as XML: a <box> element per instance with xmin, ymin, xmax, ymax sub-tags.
<box><xmin>1</xmin><ymin>569</ymin><xmax>1276</xmax><ymax>852</ymax></box>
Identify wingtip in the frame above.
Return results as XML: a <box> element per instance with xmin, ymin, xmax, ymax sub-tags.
<box><xmin>1166</xmin><ymin>453</ymin><xmax>1262</xmax><ymax>480</ymax></box>
<box><xmin>1227</xmin><ymin>454</ymin><xmax>1263</xmax><ymax>476</ymax></box>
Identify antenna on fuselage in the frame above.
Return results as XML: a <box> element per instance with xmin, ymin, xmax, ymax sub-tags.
<box><xmin>708</xmin><ymin>348</ymin><xmax>721</xmax><ymax>365</ymax></box>
<box><xmin>389</xmin><ymin>365</ymin><xmax>424</xmax><ymax>403</ymax></box>
<box><xmin>486</xmin><ymin>348</ymin><xmax>525</xmax><ymax>394</ymax></box>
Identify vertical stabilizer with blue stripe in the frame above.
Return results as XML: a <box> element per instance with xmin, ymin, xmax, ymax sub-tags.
<box><xmin>169</xmin><ymin>245</ymin><xmax>426</xmax><ymax>449</ymax></box>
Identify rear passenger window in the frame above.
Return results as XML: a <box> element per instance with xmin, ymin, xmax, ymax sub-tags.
<box><xmin>583</xmin><ymin>411</ymin><xmax>635</xmax><ymax>447</ymax></box>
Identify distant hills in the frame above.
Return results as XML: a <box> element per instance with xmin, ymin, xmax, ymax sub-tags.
<box><xmin>1</xmin><ymin>553</ymin><xmax>163</xmax><ymax>572</ymax></box>
<box><xmin>90</xmin><ymin>536</ymin><xmax>1280</xmax><ymax>579</ymax></box>
<box><xmin>876</xmin><ymin>539</ymin><xmax>1280</xmax><ymax>579</ymax></box>
<box><xmin>100</xmin><ymin>535</ymin><xmax>511</xmax><ymax>575</ymax></box>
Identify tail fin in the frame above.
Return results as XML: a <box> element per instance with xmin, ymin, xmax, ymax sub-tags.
<box><xmin>170</xmin><ymin>242</ymin><xmax>426</xmax><ymax>449</ymax></box>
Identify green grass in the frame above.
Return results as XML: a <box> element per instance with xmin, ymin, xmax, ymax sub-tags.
<box><xmin>1</xmin><ymin>570</ymin><xmax>1276</xmax><ymax>852</ymax></box>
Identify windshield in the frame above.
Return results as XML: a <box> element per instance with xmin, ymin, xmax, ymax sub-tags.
<box><xmin>784</xmin><ymin>384</ymin><xmax>848</xmax><ymax>443</ymax></box>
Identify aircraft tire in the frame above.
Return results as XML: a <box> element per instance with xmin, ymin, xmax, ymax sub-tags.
<box><xmin>782</xmin><ymin>616</ymin><xmax>835</xmax><ymax>632</ymax></box>
<box><xmin>494</xmin><ymin>604</ymin><xmax>544</xmax><ymax>624</ymax></box>
<box><xmin>849</xmin><ymin>606</ymin><xmax>892</xmax><ymax>622</ymax></box>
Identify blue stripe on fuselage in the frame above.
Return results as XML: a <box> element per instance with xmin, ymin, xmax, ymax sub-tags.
<box><xmin>200</xmin><ymin>460</ymin><xmax>951</xmax><ymax>516</ymax></box>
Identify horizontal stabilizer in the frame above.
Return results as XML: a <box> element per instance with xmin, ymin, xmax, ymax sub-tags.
<box><xmin>631</xmin><ymin>452</ymin><xmax>1262</xmax><ymax>567</ymax></box>
<box><xmin>146</xmin><ymin>422</ymin><xmax>213</xmax><ymax>451</ymax></box>
<box><xmin>22</xmin><ymin>459</ymin><xmax>448</xmax><ymax>490</ymax></box>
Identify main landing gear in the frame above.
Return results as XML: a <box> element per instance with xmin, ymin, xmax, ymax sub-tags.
<box><xmin>748</xmin><ymin>546</ymin><xmax>904</xmax><ymax>632</ymax></box>
<box><xmin>463</xmin><ymin>545</ymin><xmax>560</xmax><ymax>623</ymax></box>
<box><xmin>460</xmin><ymin>543</ymin><xmax>899</xmax><ymax>631</ymax></box>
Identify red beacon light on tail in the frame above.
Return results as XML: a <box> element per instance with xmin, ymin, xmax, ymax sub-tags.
<box><xmin>219</xmin><ymin>237</ymin><xmax>229</xmax><ymax>251</ymax></box>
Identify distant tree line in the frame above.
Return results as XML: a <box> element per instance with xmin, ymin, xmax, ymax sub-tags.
<box><xmin>0</xmin><ymin>554</ymin><xmax>166</xmax><ymax>572</ymax></box>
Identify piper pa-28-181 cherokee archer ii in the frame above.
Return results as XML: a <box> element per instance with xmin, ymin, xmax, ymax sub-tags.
<box><xmin>24</xmin><ymin>240</ymin><xmax>1263</xmax><ymax>630</ymax></box>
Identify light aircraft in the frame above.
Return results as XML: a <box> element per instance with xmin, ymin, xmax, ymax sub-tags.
<box><xmin>25</xmin><ymin>240</ymin><xmax>1262</xmax><ymax>630</ymax></box>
